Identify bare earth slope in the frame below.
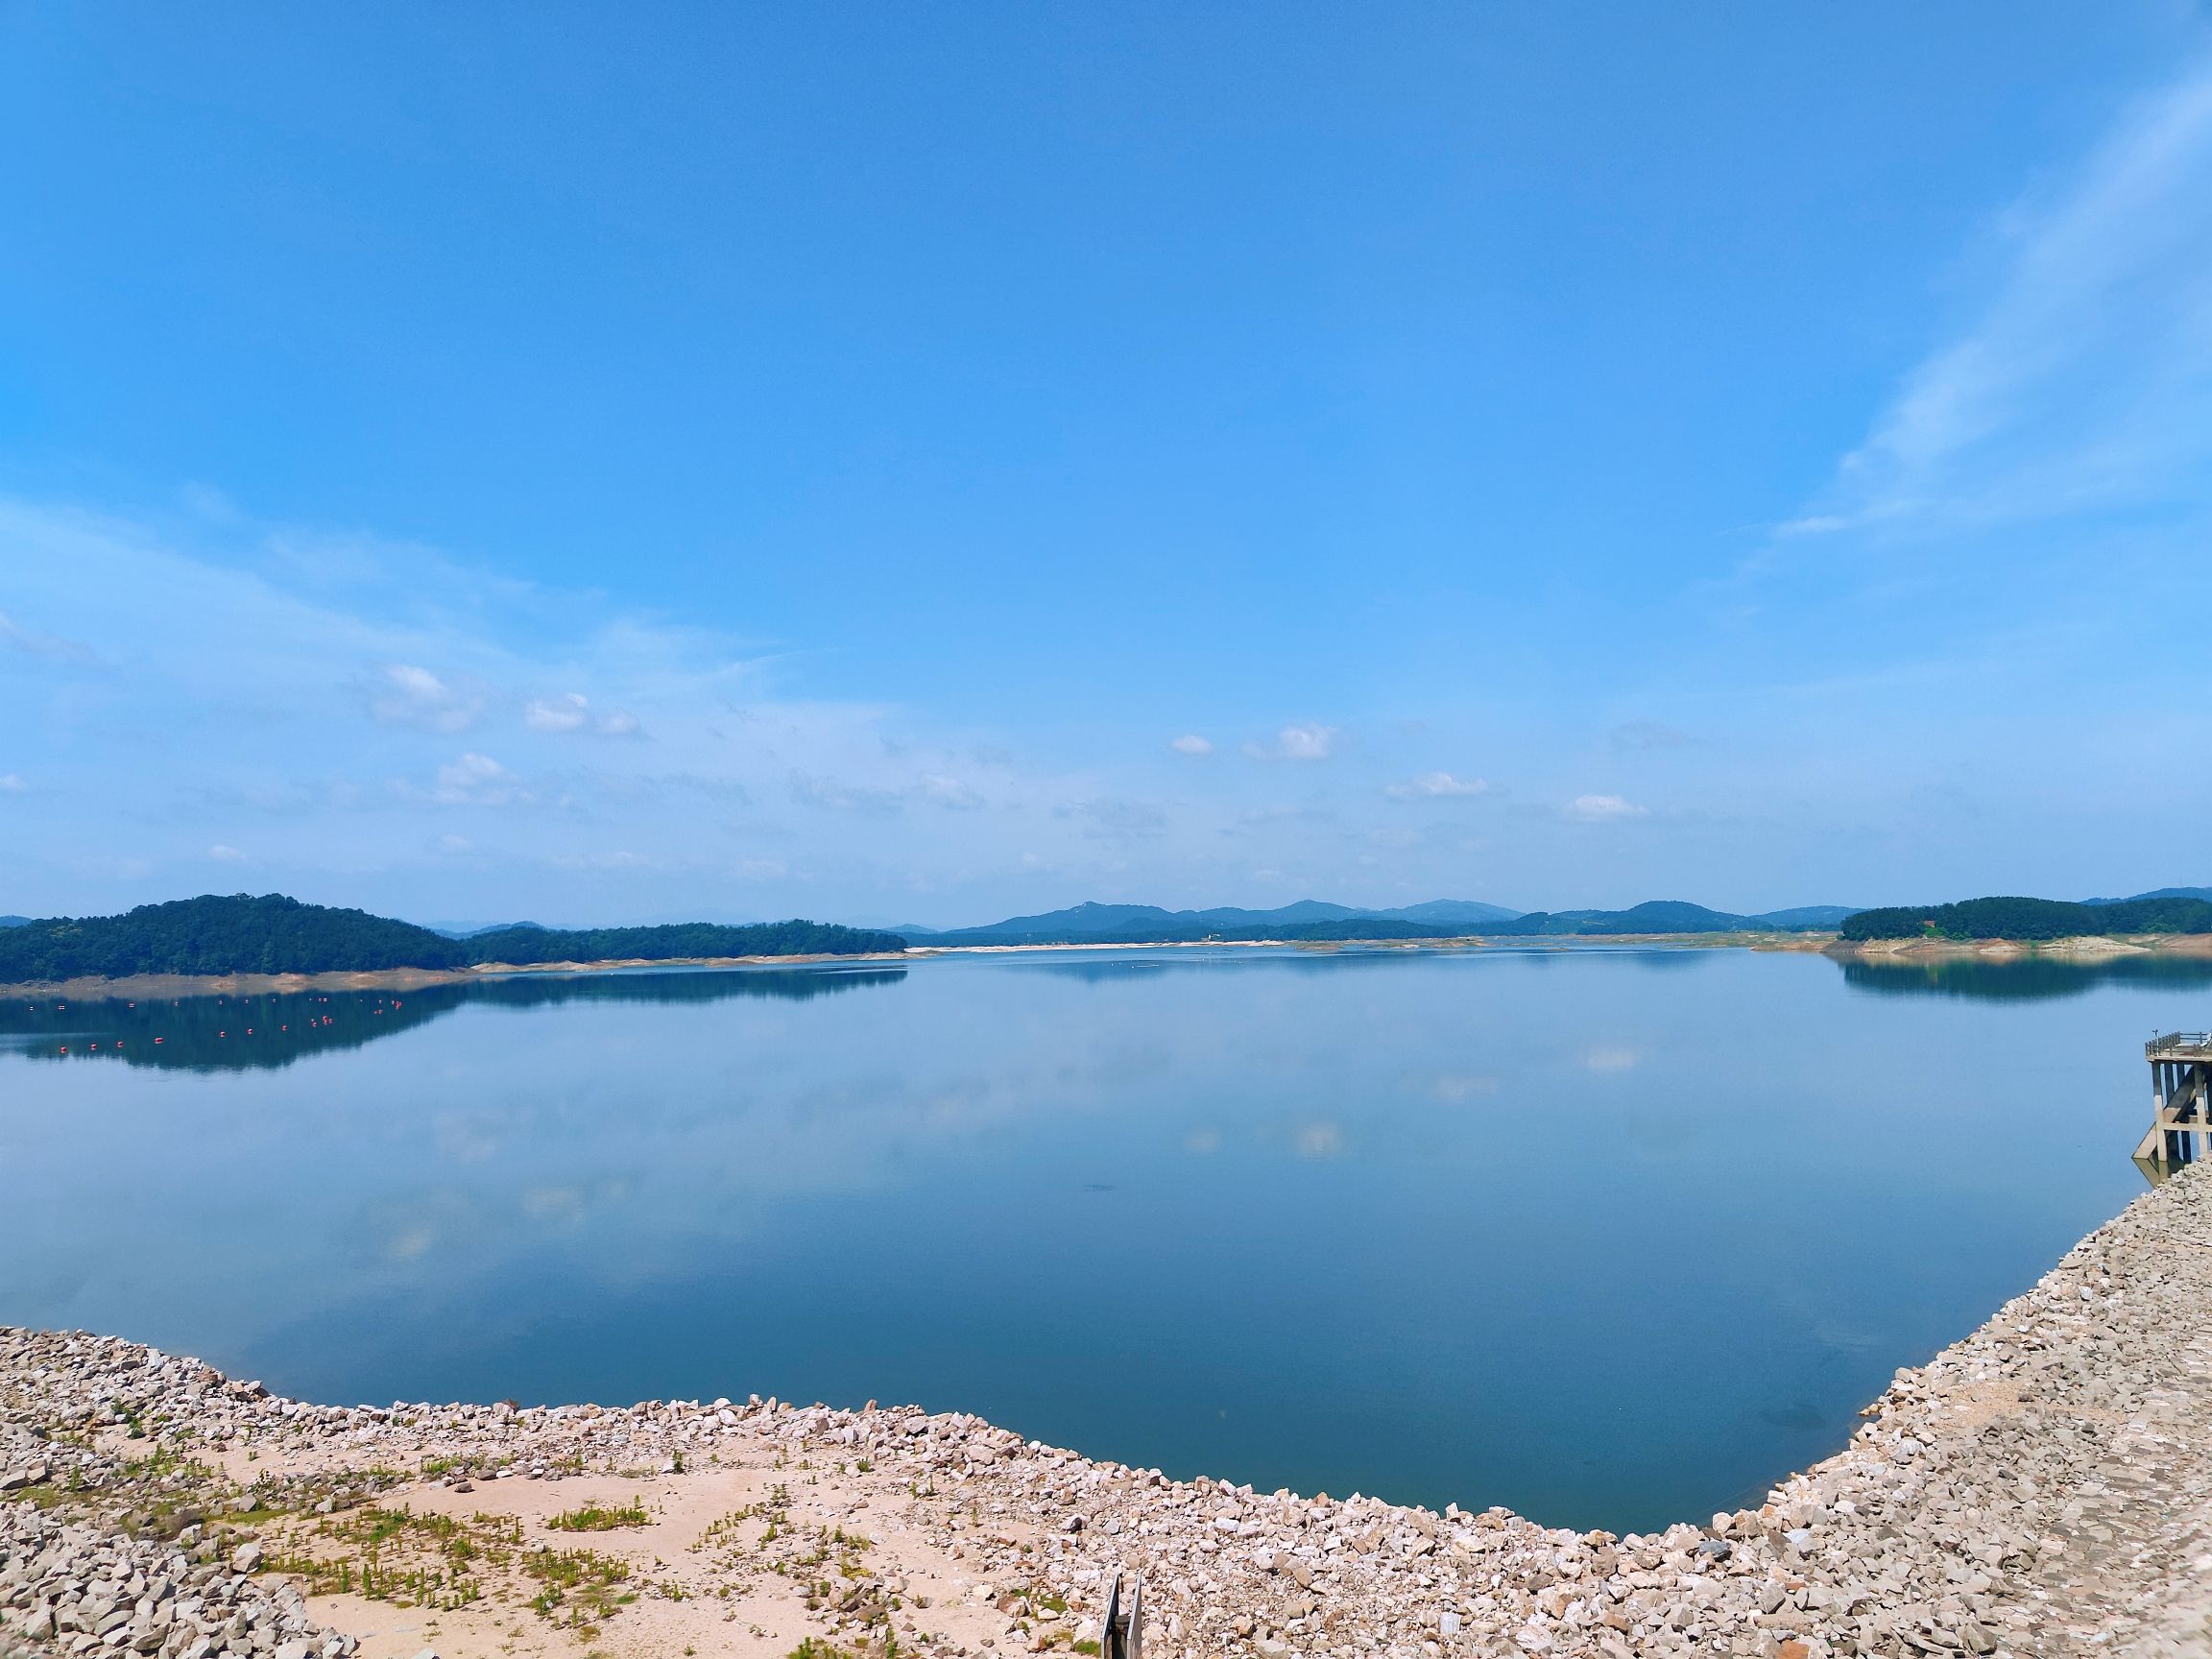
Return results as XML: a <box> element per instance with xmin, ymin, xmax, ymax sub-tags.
<box><xmin>7</xmin><ymin>1168</ymin><xmax>2212</xmax><ymax>1659</ymax></box>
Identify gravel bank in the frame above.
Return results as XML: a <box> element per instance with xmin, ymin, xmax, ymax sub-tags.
<box><xmin>7</xmin><ymin>1169</ymin><xmax>2211</xmax><ymax>1659</ymax></box>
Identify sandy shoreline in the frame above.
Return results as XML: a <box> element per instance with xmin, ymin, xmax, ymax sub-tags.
<box><xmin>9</xmin><ymin>1171</ymin><xmax>2212</xmax><ymax>1659</ymax></box>
<box><xmin>1824</xmin><ymin>933</ymin><xmax>2212</xmax><ymax>962</ymax></box>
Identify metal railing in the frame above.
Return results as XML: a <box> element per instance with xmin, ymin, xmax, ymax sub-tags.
<box><xmin>2148</xmin><ymin>1032</ymin><xmax>2212</xmax><ymax>1058</ymax></box>
<box><xmin>1099</xmin><ymin>1572</ymin><xmax>1142</xmax><ymax>1659</ymax></box>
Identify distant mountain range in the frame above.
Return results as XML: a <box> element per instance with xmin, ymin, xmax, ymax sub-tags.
<box><xmin>919</xmin><ymin>896</ymin><xmax>1857</xmax><ymax>946</ymax></box>
<box><xmin>1480</xmin><ymin>900</ymin><xmax>1861</xmax><ymax>936</ymax></box>
<box><xmin>2078</xmin><ymin>886</ymin><xmax>2212</xmax><ymax>905</ymax></box>
<box><xmin>0</xmin><ymin>916</ymin><xmax>28</xmax><ymax>929</ymax></box>
<box><xmin>916</xmin><ymin>898</ymin><xmax>1519</xmax><ymax>945</ymax></box>
<box><xmin>421</xmin><ymin>920</ymin><xmax>550</xmax><ymax>940</ymax></box>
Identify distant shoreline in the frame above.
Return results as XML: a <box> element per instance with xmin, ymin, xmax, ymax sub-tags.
<box><xmin>18</xmin><ymin>930</ymin><xmax>2211</xmax><ymax>999</ymax></box>
<box><xmin>0</xmin><ymin>930</ymin><xmax>1851</xmax><ymax>999</ymax></box>
<box><xmin>17</xmin><ymin>928</ymin><xmax>2212</xmax><ymax>999</ymax></box>
<box><xmin>0</xmin><ymin>951</ymin><xmax>912</xmax><ymax>1002</ymax></box>
<box><xmin>1826</xmin><ymin>930</ymin><xmax>2212</xmax><ymax>961</ymax></box>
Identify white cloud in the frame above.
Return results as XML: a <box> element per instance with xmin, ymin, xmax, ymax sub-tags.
<box><xmin>523</xmin><ymin>693</ymin><xmax>590</xmax><ymax>733</ymax></box>
<box><xmin>1584</xmin><ymin>1046</ymin><xmax>1639</xmax><ymax>1073</ymax></box>
<box><xmin>0</xmin><ymin>774</ymin><xmax>22</xmax><ymax>793</ymax></box>
<box><xmin>524</xmin><ymin>692</ymin><xmax>643</xmax><ymax>737</ymax></box>
<box><xmin>0</xmin><ymin>493</ymin><xmax>1382</xmax><ymax>912</ymax></box>
<box><xmin>1293</xmin><ymin>1121</ymin><xmax>1344</xmax><ymax>1159</ymax></box>
<box><xmin>1169</xmin><ymin>733</ymin><xmax>1213</xmax><ymax>756</ymax></box>
<box><xmin>1794</xmin><ymin>53</ymin><xmax>2212</xmax><ymax>535</ymax></box>
<box><xmin>432</xmin><ymin>752</ymin><xmax>530</xmax><ymax>806</ymax></box>
<box><xmin>435</xmin><ymin>833</ymin><xmax>473</xmax><ymax>854</ymax></box>
<box><xmin>1567</xmin><ymin>793</ymin><xmax>1648</xmax><ymax>822</ymax></box>
<box><xmin>368</xmin><ymin>663</ymin><xmax>484</xmax><ymax>733</ymax></box>
<box><xmin>1245</xmin><ymin>723</ymin><xmax>1337</xmax><ymax>761</ymax></box>
<box><xmin>207</xmin><ymin>843</ymin><xmax>246</xmax><ymax>863</ymax></box>
<box><xmin>1385</xmin><ymin>770</ymin><xmax>1490</xmax><ymax>800</ymax></box>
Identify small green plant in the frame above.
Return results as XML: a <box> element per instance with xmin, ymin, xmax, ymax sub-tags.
<box><xmin>547</xmin><ymin>1498</ymin><xmax>651</xmax><ymax>1531</ymax></box>
<box><xmin>524</xmin><ymin>1545</ymin><xmax>632</xmax><ymax>1628</ymax></box>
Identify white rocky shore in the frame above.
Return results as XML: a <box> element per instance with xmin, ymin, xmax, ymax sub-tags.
<box><xmin>7</xmin><ymin>1169</ymin><xmax>2212</xmax><ymax>1659</ymax></box>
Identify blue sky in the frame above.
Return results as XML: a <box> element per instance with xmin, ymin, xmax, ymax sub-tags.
<box><xmin>4</xmin><ymin>5</ymin><xmax>2211</xmax><ymax>926</ymax></box>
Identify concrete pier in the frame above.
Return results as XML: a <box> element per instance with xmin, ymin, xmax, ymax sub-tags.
<box><xmin>2135</xmin><ymin>1030</ymin><xmax>2212</xmax><ymax>1182</ymax></box>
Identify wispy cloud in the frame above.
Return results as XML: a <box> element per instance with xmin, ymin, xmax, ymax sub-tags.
<box><xmin>1169</xmin><ymin>733</ymin><xmax>1213</xmax><ymax>756</ymax></box>
<box><xmin>1567</xmin><ymin>793</ymin><xmax>1647</xmax><ymax>823</ymax></box>
<box><xmin>1058</xmin><ymin>796</ymin><xmax>1168</xmax><ymax>839</ymax></box>
<box><xmin>1791</xmin><ymin>53</ymin><xmax>2212</xmax><ymax>536</ymax></box>
<box><xmin>0</xmin><ymin>610</ymin><xmax>98</xmax><ymax>664</ymax></box>
<box><xmin>1384</xmin><ymin>770</ymin><xmax>1489</xmax><ymax>801</ymax></box>
<box><xmin>524</xmin><ymin>692</ymin><xmax>643</xmax><ymax>737</ymax></box>
<box><xmin>430</xmin><ymin>753</ymin><xmax>532</xmax><ymax>807</ymax></box>
<box><xmin>1245</xmin><ymin>723</ymin><xmax>1337</xmax><ymax>761</ymax></box>
<box><xmin>207</xmin><ymin>843</ymin><xmax>246</xmax><ymax>863</ymax></box>
<box><xmin>788</xmin><ymin>771</ymin><xmax>984</xmax><ymax>813</ymax></box>
<box><xmin>367</xmin><ymin>663</ymin><xmax>485</xmax><ymax>733</ymax></box>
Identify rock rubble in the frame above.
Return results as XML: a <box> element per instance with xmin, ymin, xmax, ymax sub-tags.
<box><xmin>7</xmin><ymin>1167</ymin><xmax>2212</xmax><ymax>1659</ymax></box>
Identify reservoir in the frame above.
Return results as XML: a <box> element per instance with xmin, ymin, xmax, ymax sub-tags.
<box><xmin>0</xmin><ymin>945</ymin><xmax>2200</xmax><ymax>1533</ymax></box>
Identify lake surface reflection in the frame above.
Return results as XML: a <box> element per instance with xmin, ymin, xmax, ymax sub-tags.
<box><xmin>2</xmin><ymin>946</ymin><xmax>2200</xmax><ymax>1532</ymax></box>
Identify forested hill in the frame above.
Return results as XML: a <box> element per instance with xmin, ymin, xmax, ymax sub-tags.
<box><xmin>1479</xmin><ymin>900</ymin><xmax>1857</xmax><ymax>936</ymax></box>
<box><xmin>1839</xmin><ymin>895</ymin><xmax>2212</xmax><ymax>942</ymax></box>
<box><xmin>0</xmin><ymin>894</ymin><xmax>906</xmax><ymax>981</ymax></box>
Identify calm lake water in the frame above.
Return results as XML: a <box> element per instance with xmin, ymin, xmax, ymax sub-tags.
<box><xmin>3</xmin><ymin>945</ymin><xmax>2204</xmax><ymax>1533</ymax></box>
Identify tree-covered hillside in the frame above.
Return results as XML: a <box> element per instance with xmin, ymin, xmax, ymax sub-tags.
<box><xmin>0</xmin><ymin>894</ymin><xmax>906</xmax><ymax>981</ymax></box>
<box><xmin>1839</xmin><ymin>895</ymin><xmax>2212</xmax><ymax>941</ymax></box>
<box><xmin>466</xmin><ymin>920</ymin><xmax>906</xmax><ymax>963</ymax></box>
<box><xmin>1480</xmin><ymin>901</ymin><xmax>1846</xmax><ymax>936</ymax></box>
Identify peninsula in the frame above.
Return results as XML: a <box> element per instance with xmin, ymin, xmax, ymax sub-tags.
<box><xmin>0</xmin><ymin>897</ymin><xmax>905</xmax><ymax>992</ymax></box>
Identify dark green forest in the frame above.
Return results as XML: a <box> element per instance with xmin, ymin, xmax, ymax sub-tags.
<box><xmin>0</xmin><ymin>894</ymin><xmax>907</xmax><ymax>981</ymax></box>
<box><xmin>1839</xmin><ymin>895</ymin><xmax>2212</xmax><ymax>942</ymax></box>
